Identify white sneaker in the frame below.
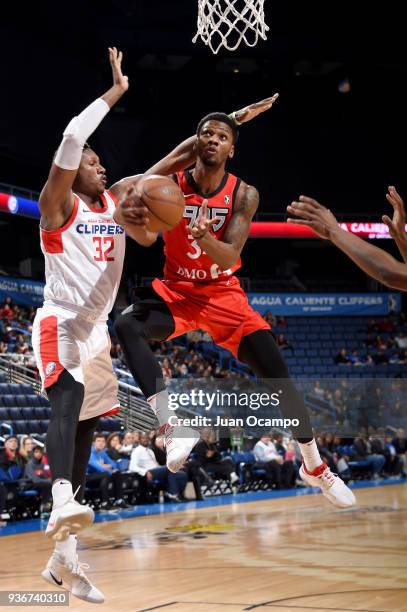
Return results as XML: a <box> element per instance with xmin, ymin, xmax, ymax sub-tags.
<box><xmin>46</xmin><ymin>491</ymin><xmax>94</xmax><ymax>541</ymax></box>
<box><xmin>163</xmin><ymin>425</ymin><xmax>200</xmax><ymax>473</ymax></box>
<box><xmin>42</xmin><ymin>552</ymin><xmax>104</xmax><ymax>604</ymax></box>
<box><xmin>299</xmin><ymin>463</ymin><xmax>356</xmax><ymax>508</ymax></box>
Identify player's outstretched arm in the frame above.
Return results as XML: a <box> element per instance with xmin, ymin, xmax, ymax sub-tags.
<box><xmin>382</xmin><ymin>186</ymin><xmax>407</xmax><ymax>264</ymax></box>
<box><xmin>287</xmin><ymin>196</ymin><xmax>407</xmax><ymax>291</ymax></box>
<box><xmin>39</xmin><ymin>48</ymin><xmax>128</xmax><ymax>231</ymax></box>
<box><xmin>192</xmin><ymin>183</ymin><xmax>259</xmax><ymax>271</ymax></box>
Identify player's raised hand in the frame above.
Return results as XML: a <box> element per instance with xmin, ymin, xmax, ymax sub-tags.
<box><xmin>108</xmin><ymin>47</ymin><xmax>129</xmax><ymax>92</ymax></box>
<box><xmin>383</xmin><ymin>186</ymin><xmax>406</xmax><ymax>239</ymax></box>
<box><xmin>191</xmin><ymin>200</ymin><xmax>221</xmax><ymax>239</ymax></box>
<box><xmin>114</xmin><ymin>185</ymin><xmax>149</xmax><ymax>227</ymax></box>
<box><xmin>286</xmin><ymin>196</ymin><xmax>339</xmax><ymax>240</ymax></box>
<box><xmin>232</xmin><ymin>93</ymin><xmax>279</xmax><ymax>125</ymax></box>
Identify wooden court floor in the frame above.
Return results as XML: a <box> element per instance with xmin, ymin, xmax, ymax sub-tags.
<box><xmin>0</xmin><ymin>484</ymin><xmax>406</xmax><ymax>612</ymax></box>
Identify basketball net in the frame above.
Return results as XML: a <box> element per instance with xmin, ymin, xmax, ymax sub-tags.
<box><xmin>193</xmin><ymin>0</ymin><xmax>269</xmax><ymax>55</ymax></box>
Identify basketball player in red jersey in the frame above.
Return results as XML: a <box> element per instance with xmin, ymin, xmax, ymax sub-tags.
<box><xmin>115</xmin><ymin>111</ymin><xmax>356</xmax><ymax>509</ymax></box>
<box><xmin>287</xmin><ymin>187</ymin><xmax>407</xmax><ymax>288</ymax></box>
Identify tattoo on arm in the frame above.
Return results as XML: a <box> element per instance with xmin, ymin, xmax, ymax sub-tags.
<box><xmin>222</xmin><ymin>184</ymin><xmax>259</xmax><ymax>254</ymax></box>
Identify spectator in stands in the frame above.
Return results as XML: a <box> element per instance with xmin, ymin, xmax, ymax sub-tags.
<box><xmin>392</xmin><ymin>428</ymin><xmax>407</xmax><ymax>476</ymax></box>
<box><xmin>364</xmin><ymin>354</ymin><xmax>374</xmax><ymax>366</ymax></box>
<box><xmin>87</xmin><ymin>433</ymin><xmax>130</xmax><ymax>510</ymax></box>
<box><xmin>130</xmin><ymin>432</ymin><xmax>187</xmax><ymax>501</ymax></box>
<box><xmin>19</xmin><ymin>436</ymin><xmax>35</xmax><ymax>465</ymax></box>
<box><xmin>313</xmin><ymin>380</ymin><xmax>325</xmax><ymax>398</ymax></box>
<box><xmin>364</xmin><ymin>333</ymin><xmax>375</xmax><ymax>348</ymax></box>
<box><xmin>262</xmin><ymin>311</ymin><xmax>276</xmax><ymax>328</ymax></box>
<box><xmin>195</xmin><ymin>428</ymin><xmax>239</xmax><ymax>485</ymax></box>
<box><xmin>276</xmin><ymin>334</ymin><xmax>293</xmax><ymax>351</ymax></box>
<box><xmin>397</xmin><ymin>350</ymin><xmax>407</xmax><ymax>364</ymax></box>
<box><xmin>0</xmin><ymin>303</ymin><xmax>14</xmax><ymax>321</ymax></box>
<box><xmin>375</xmin><ymin>335</ymin><xmax>389</xmax><ymax>351</ymax></box>
<box><xmin>384</xmin><ymin>434</ymin><xmax>403</xmax><ymax>476</ymax></box>
<box><xmin>0</xmin><ymin>341</ymin><xmax>7</xmax><ymax>354</ymax></box>
<box><xmin>394</xmin><ymin>331</ymin><xmax>407</xmax><ymax>349</ymax></box>
<box><xmin>161</xmin><ymin>357</ymin><xmax>173</xmax><ymax>382</ymax></box>
<box><xmin>378</xmin><ymin>317</ymin><xmax>394</xmax><ymax>333</ymax></box>
<box><xmin>274</xmin><ymin>431</ymin><xmax>298</xmax><ymax>484</ymax></box>
<box><xmin>348</xmin><ymin>349</ymin><xmax>363</xmax><ymax>365</ymax></box>
<box><xmin>106</xmin><ymin>433</ymin><xmax>124</xmax><ymax>462</ymax></box>
<box><xmin>253</xmin><ymin>433</ymin><xmax>294</xmax><ymax>488</ymax></box>
<box><xmin>353</xmin><ymin>432</ymin><xmax>385</xmax><ymax>478</ymax></box>
<box><xmin>121</xmin><ymin>431</ymin><xmax>136</xmax><ymax>455</ymax></box>
<box><xmin>0</xmin><ymin>435</ymin><xmax>23</xmax><ymax>473</ymax></box>
<box><xmin>374</xmin><ymin>350</ymin><xmax>389</xmax><ymax>365</ymax></box>
<box><xmin>24</xmin><ymin>446</ymin><xmax>52</xmax><ymax>516</ymax></box>
<box><xmin>335</xmin><ymin>348</ymin><xmax>350</xmax><ymax>365</ymax></box>
<box><xmin>277</xmin><ymin>316</ymin><xmax>287</xmax><ymax>328</ymax></box>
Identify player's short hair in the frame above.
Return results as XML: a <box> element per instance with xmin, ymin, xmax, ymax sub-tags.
<box><xmin>197</xmin><ymin>112</ymin><xmax>239</xmax><ymax>144</ymax></box>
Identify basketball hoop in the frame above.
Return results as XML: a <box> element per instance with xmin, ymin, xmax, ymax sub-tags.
<box><xmin>193</xmin><ymin>0</ymin><xmax>269</xmax><ymax>55</ymax></box>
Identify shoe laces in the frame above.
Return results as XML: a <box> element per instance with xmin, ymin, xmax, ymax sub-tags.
<box><xmin>68</xmin><ymin>556</ymin><xmax>90</xmax><ymax>582</ymax></box>
<box><xmin>68</xmin><ymin>486</ymin><xmax>81</xmax><ymax>505</ymax></box>
<box><xmin>321</xmin><ymin>467</ymin><xmax>337</xmax><ymax>488</ymax></box>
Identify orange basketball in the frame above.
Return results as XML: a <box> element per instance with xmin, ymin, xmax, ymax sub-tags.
<box><xmin>138</xmin><ymin>174</ymin><xmax>185</xmax><ymax>232</ymax></box>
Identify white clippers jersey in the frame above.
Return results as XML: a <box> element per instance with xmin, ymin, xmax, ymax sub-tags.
<box><xmin>40</xmin><ymin>190</ymin><xmax>125</xmax><ymax>321</ymax></box>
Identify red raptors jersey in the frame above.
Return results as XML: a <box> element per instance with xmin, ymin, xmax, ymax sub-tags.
<box><xmin>162</xmin><ymin>170</ymin><xmax>242</xmax><ymax>283</ymax></box>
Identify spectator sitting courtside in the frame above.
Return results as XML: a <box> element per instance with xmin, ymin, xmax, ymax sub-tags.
<box><xmin>87</xmin><ymin>433</ymin><xmax>130</xmax><ymax>510</ymax></box>
<box><xmin>253</xmin><ymin>433</ymin><xmax>295</xmax><ymax>488</ymax></box>
<box><xmin>335</xmin><ymin>348</ymin><xmax>350</xmax><ymax>365</ymax></box>
<box><xmin>130</xmin><ymin>432</ymin><xmax>187</xmax><ymax>502</ymax></box>
<box><xmin>24</xmin><ymin>446</ymin><xmax>52</xmax><ymax>516</ymax></box>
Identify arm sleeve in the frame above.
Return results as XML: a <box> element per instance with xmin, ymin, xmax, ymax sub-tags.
<box><xmin>88</xmin><ymin>450</ymin><xmax>108</xmax><ymax>473</ymax></box>
<box><xmin>54</xmin><ymin>98</ymin><xmax>110</xmax><ymax>170</ymax></box>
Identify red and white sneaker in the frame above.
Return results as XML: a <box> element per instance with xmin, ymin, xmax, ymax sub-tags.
<box><xmin>162</xmin><ymin>425</ymin><xmax>200</xmax><ymax>473</ymax></box>
<box><xmin>46</xmin><ymin>489</ymin><xmax>94</xmax><ymax>541</ymax></box>
<box><xmin>42</xmin><ymin>552</ymin><xmax>104</xmax><ymax>603</ymax></box>
<box><xmin>299</xmin><ymin>463</ymin><xmax>356</xmax><ymax>508</ymax></box>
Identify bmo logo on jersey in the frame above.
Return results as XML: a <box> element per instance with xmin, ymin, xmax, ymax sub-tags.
<box><xmin>176</xmin><ymin>264</ymin><xmax>233</xmax><ymax>280</ymax></box>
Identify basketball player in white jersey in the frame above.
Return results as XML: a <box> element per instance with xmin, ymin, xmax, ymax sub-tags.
<box><xmin>32</xmin><ymin>48</ymin><xmax>202</xmax><ymax>603</ymax></box>
<box><xmin>32</xmin><ymin>47</ymin><xmax>274</xmax><ymax>602</ymax></box>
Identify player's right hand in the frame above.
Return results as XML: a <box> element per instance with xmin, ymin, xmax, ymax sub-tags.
<box><xmin>108</xmin><ymin>47</ymin><xmax>129</xmax><ymax>92</ymax></box>
<box><xmin>114</xmin><ymin>185</ymin><xmax>149</xmax><ymax>227</ymax></box>
<box><xmin>383</xmin><ymin>186</ymin><xmax>406</xmax><ymax>240</ymax></box>
<box><xmin>191</xmin><ymin>200</ymin><xmax>221</xmax><ymax>240</ymax></box>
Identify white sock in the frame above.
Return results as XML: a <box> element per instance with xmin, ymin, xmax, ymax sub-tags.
<box><xmin>55</xmin><ymin>534</ymin><xmax>77</xmax><ymax>564</ymax></box>
<box><xmin>147</xmin><ymin>389</ymin><xmax>172</xmax><ymax>427</ymax></box>
<box><xmin>298</xmin><ymin>439</ymin><xmax>322</xmax><ymax>472</ymax></box>
<box><xmin>52</xmin><ymin>479</ymin><xmax>73</xmax><ymax>508</ymax></box>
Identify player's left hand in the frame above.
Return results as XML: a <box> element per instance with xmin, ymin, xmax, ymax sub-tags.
<box><xmin>383</xmin><ymin>186</ymin><xmax>406</xmax><ymax>240</ymax></box>
<box><xmin>191</xmin><ymin>200</ymin><xmax>221</xmax><ymax>240</ymax></box>
<box><xmin>233</xmin><ymin>93</ymin><xmax>279</xmax><ymax>125</ymax></box>
<box><xmin>114</xmin><ymin>185</ymin><xmax>149</xmax><ymax>226</ymax></box>
<box><xmin>109</xmin><ymin>47</ymin><xmax>129</xmax><ymax>92</ymax></box>
<box><xmin>286</xmin><ymin>196</ymin><xmax>339</xmax><ymax>240</ymax></box>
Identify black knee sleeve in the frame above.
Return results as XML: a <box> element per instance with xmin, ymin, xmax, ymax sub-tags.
<box><xmin>46</xmin><ymin>370</ymin><xmax>85</xmax><ymax>482</ymax></box>
<box><xmin>114</xmin><ymin>288</ymin><xmax>175</xmax><ymax>399</ymax></box>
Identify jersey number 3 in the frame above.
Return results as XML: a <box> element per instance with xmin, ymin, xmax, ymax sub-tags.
<box><xmin>93</xmin><ymin>237</ymin><xmax>115</xmax><ymax>262</ymax></box>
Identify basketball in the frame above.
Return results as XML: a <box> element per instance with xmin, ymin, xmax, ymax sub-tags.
<box><xmin>137</xmin><ymin>174</ymin><xmax>185</xmax><ymax>232</ymax></box>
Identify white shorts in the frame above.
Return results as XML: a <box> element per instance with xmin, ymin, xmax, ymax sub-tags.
<box><xmin>32</xmin><ymin>305</ymin><xmax>119</xmax><ymax>421</ymax></box>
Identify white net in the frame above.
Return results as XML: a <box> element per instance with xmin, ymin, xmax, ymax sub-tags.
<box><xmin>193</xmin><ymin>0</ymin><xmax>269</xmax><ymax>55</ymax></box>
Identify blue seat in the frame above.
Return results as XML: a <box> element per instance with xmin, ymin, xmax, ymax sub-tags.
<box><xmin>40</xmin><ymin>420</ymin><xmax>49</xmax><ymax>433</ymax></box>
<box><xmin>14</xmin><ymin>395</ymin><xmax>28</xmax><ymax>408</ymax></box>
<box><xmin>19</xmin><ymin>384</ymin><xmax>34</xmax><ymax>395</ymax></box>
<box><xmin>34</xmin><ymin>407</ymin><xmax>48</xmax><ymax>420</ymax></box>
<box><xmin>27</xmin><ymin>420</ymin><xmax>41</xmax><ymax>434</ymax></box>
<box><xmin>8</xmin><ymin>383</ymin><xmax>25</xmax><ymax>396</ymax></box>
<box><xmin>8</xmin><ymin>407</ymin><xmax>23</xmax><ymax>420</ymax></box>
<box><xmin>0</xmin><ymin>407</ymin><xmax>9</xmax><ymax>420</ymax></box>
<box><xmin>13</xmin><ymin>420</ymin><xmax>28</xmax><ymax>434</ymax></box>
<box><xmin>21</xmin><ymin>407</ymin><xmax>35</xmax><ymax>420</ymax></box>
<box><xmin>38</xmin><ymin>396</ymin><xmax>50</xmax><ymax>407</ymax></box>
<box><xmin>1</xmin><ymin>395</ymin><xmax>16</xmax><ymax>407</ymax></box>
<box><xmin>0</xmin><ymin>467</ymin><xmax>10</xmax><ymax>482</ymax></box>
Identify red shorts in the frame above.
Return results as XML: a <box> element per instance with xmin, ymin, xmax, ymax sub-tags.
<box><xmin>152</xmin><ymin>276</ymin><xmax>269</xmax><ymax>358</ymax></box>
